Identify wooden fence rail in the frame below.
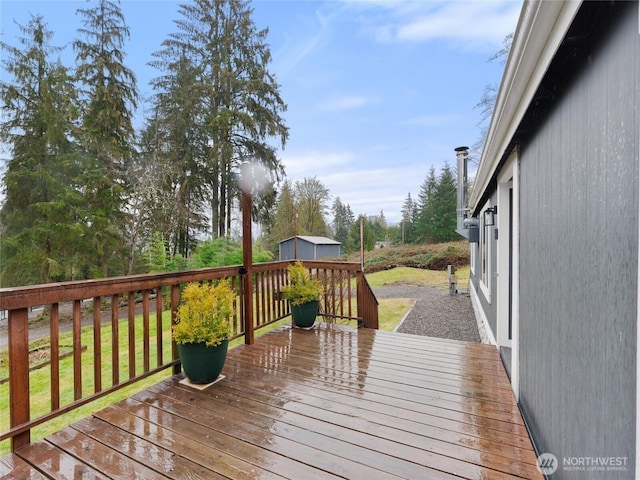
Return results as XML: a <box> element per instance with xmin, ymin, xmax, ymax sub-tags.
<box><xmin>0</xmin><ymin>260</ymin><xmax>378</xmax><ymax>452</ymax></box>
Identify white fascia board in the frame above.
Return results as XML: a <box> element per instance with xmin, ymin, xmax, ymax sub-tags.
<box><xmin>469</xmin><ymin>0</ymin><xmax>582</xmax><ymax>211</ymax></box>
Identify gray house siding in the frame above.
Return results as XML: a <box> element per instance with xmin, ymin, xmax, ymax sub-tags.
<box><xmin>518</xmin><ymin>3</ymin><xmax>638</xmax><ymax>476</ymax></box>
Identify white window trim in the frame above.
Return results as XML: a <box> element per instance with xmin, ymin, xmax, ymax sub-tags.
<box><xmin>470</xmin><ymin>242</ymin><xmax>476</xmax><ymax>275</ymax></box>
<box><xmin>479</xmin><ymin>200</ymin><xmax>492</xmax><ymax>303</ymax></box>
<box><xmin>495</xmin><ymin>150</ymin><xmax>520</xmax><ymax>400</ymax></box>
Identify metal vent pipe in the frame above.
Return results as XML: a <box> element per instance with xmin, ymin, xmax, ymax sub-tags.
<box><xmin>455</xmin><ymin>146</ymin><xmax>470</xmax><ymax>238</ymax></box>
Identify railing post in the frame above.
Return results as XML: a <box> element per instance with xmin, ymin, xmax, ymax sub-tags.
<box><xmin>356</xmin><ymin>271</ymin><xmax>379</xmax><ymax>329</ymax></box>
<box><xmin>8</xmin><ymin>308</ymin><xmax>30</xmax><ymax>451</ymax></box>
<box><xmin>356</xmin><ymin>273</ymin><xmax>364</xmax><ymax>328</ymax></box>
<box><xmin>241</xmin><ymin>161</ymin><xmax>254</xmax><ymax>345</ymax></box>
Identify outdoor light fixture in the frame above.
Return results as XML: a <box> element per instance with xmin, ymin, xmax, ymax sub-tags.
<box><xmin>484</xmin><ymin>206</ymin><xmax>497</xmax><ymax>227</ymax></box>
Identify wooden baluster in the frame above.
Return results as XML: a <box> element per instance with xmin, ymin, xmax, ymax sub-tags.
<box><xmin>156</xmin><ymin>289</ymin><xmax>163</xmax><ymax>367</ymax></box>
<box><xmin>93</xmin><ymin>297</ymin><xmax>102</xmax><ymax>393</ymax></box>
<box><xmin>348</xmin><ymin>273</ymin><xmax>358</xmax><ymax>317</ymax></box>
<box><xmin>260</xmin><ymin>272</ymin><xmax>267</xmax><ymax>326</ymax></box>
<box><xmin>143</xmin><ymin>290</ymin><xmax>150</xmax><ymax>373</ymax></box>
<box><xmin>111</xmin><ymin>294</ymin><xmax>119</xmax><ymax>385</ymax></box>
<box><xmin>231</xmin><ymin>277</ymin><xmax>239</xmax><ymax>336</ymax></box>
<box><xmin>73</xmin><ymin>300</ymin><xmax>82</xmax><ymax>401</ymax></box>
<box><xmin>338</xmin><ymin>270</ymin><xmax>349</xmax><ymax>316</ymax></box>
<box><xmin>128</xmin><ymin>292</ymin><xmax>135</xmax><ymax>379</ymax></box>
<box><xmin>50</xmin><ymin>303</ymin><xmax>60</xmax><ymax>411</ymax></box>
<box><xmin>268</xmin><ymin>270</ymin><xmax>275</xmax><ymax>323</ymax></box>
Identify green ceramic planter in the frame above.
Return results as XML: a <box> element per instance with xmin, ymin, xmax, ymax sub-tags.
<box><xmin>178</xmin><ymin>338</ymin><xmax>228</xmax><ymax>384</ymax></box>
<box><xmin>291</xmin><ymin>300</ymin><xmax>319</xmax><ymax>328</ymax></box>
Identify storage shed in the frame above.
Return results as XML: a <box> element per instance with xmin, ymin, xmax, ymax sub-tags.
<box><xmin>278</xmin><ymin>236</ymin><xmax>341</xmax><ymax>261</ymax></box>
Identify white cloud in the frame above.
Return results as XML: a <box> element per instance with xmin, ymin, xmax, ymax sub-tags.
<box><xmin>281</xmin><ymin>149</ymin><xmax>428</xmax><ymax>223</ymax></box>
<box><xmin>396</xmin><ymin>2</ymin><xmax>520</xmax><ymax>46</ymax></box>
<box><xmin>347</xmin><ymin>0</ymin><xmax>520</xmax><ymax>50</ymax></box>
<box><xmin>282</xmin><ymin>150</ymin><xmax>355</xmax><ymax>179</ymax></box>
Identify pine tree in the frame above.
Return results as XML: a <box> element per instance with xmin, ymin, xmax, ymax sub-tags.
<box><xmin>431</xmin><ymin>162</ymin><xmax>457</xmax><ymax>242</ymax></box>
<box><xmin>149</xmin><ymin>0</ymin><xmax>288</xmax><ymax>240</ymax></box>
<box><xmin>0</xmin><ymin>15</ymin><xmax>82</xmax><ymax>286</ymax></box>
<box><xmin>346</xmin><ymin>215</ymin><xmax>374</xmax><ymax>253</ymax></box>
<box><xmin>74</xmin><ymin>0</ymin><xmax>138</xmax><ymax>277</ymax></box>
<box><xmin>368</xmin><ymin>212</ymin><xmax>387</xmax><ymax>242</ymax></box>
<box><xmin>400</xmin><ymin>193</ymin><xmax>417</xmax><ymax>243</ymax></box>
<box><xmin>141</xmin><ymin>50</ymin><xmax>209</xmax><ymax>258</ymax></box>
<box><xmin>265</xmin><ymin>180</ymin><xmax>296</xmax><ymax>253</ymax></box>
<box><xmin>332</xmin><ymin>197</ymin><xmax>354</xmax><ymax>246</ymax></box>
<box><xmin>416</xmin><ymin>166</ymin><xmax>438</xmax><ymax>243</ymax></box>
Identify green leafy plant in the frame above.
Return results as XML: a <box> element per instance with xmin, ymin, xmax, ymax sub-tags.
<box><xmin>280</xmin><ymin>260</ymin><xmax>324</xmax><ymax>306</ymax></box>
<box><xmin>172</xmin><ymin>282</ymin><xmax>234</xmax><ymax>347</ymax></box>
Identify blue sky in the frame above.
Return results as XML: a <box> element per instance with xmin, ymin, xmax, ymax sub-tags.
<box><xmin>1</xmin><ymin>0</ymin><xmax>521</xmax><ymax>224</ymax></box>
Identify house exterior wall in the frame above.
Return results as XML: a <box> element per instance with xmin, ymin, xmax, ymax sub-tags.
<box><xmin>518</xmin><ymin>3</ymin><xmax>638</xmax><ymax>476</ymax></box>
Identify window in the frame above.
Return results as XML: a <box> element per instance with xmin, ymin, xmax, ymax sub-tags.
<box><xmin>480</xmin><ymin>201</ymin><xmax>492</xmax><ymax>301</ymax></box>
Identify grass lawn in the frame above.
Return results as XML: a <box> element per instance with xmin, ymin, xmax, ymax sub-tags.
<box><xmin>0</xmin><ymin>265</ymin><xmax>464</xmax><ymax>456</ymax></box>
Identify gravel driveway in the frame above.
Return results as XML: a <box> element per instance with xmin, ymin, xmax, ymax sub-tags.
<box><xmin>373</xmin><ymin>284</ymin><xmax>481</xmax><ymax>343</ymax></box>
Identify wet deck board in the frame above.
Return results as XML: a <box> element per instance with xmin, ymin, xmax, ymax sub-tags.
<box><xmin>10</xmin><ymin>324</ymin><xmax>543</xmax><ymax>479</ymax></box>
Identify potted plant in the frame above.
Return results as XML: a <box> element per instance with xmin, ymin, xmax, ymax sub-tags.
<box><xmin>281</xmin><ymin>260</ymin><xmax>324</xmax><ymax>328</ymax></box>
<box><xmin>172</xmin><ymin>281</ymin><xmax>234</xmax><ymax>384</ymax></box>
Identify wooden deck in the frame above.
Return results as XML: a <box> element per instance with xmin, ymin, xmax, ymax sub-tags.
<box><xmin>2</xmin><ymin>324</ymin><xmax>543</xmax><ymax>480</ymax></box>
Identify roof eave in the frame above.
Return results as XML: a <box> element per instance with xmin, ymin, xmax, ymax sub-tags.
<box><xmin>469</xmin><ymin>0</ymin><xmax>582</xmax><ymax>211</ymax></box>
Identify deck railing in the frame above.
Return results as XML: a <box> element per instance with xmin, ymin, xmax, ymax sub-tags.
<box><xmin>0</xmin><ymin>260</ymin><xmax>378</xmax><ymax>452</ymax></box>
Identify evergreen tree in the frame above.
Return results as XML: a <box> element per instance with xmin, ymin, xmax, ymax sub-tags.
<box><xmin>141</xmin><ymin>51</ymin><xmax>209</xmax><ymax>258</ymax></box>
<box><xmin>0</xmin><ymin>15</ymin><xmax>82</xmax><ymax>286</ymax></box>
<box><xmin>149</xmin><ymin>0</ymin><xmax>288</xmax><ymax>240</ymax></box>
<box><xmin>416</xmin><ymin>166</ymin><xmax>438</xmax><ymax>243</ymax></box>
<box><xmin>400</xmin><ymin>193</ymin><xmax>417</xmax><ymax>244</ymax></box>
<box><xmin>368</xmin><ymin>212</ymin><xmax>387</xmax><ymax>242</ymax></box>
<box><xmin>264</xmin><ymin>180</ymin><xmax>296</xmax><ymax>253</ymax></box>
<box><xmin>413</xmin><ymin>163</ymin><xmax>458</xmax><ymax>244</ymax></box>
<box><xmin>346</xmin><ymin>214</ymin><xmax>374</xmax><ymax>253</ymax></box>
<box><xmin>332</xmin><ymin>197</ymin><xmax>354</xmax><ymax>246</ymax></box>
<box><xmin>74</xmin><ymin>0</ymin><xmax>138</xmax><ymax>277</ymax></box>
<box><xmin>431</xmin><ymin>162</ymin><xmax>457</xmax><ymax>242</ymax></box>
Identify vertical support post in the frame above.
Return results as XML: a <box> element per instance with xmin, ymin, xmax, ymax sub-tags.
<box><xmin>360</xmin><ymin>216</ymin><xmax>365</xmax><ymax>272</ymax></box>
<box><xmin>293</xmin><ymin>212</ymin><xmax>298</xmax><ymax>259</ymax></box>
<box><xmin>356</xmin><ymin>272</ymin><xmax>364</xmax><ymax>328</ymax></box>
<box><xmin>9</xmin><ymin>308</ymin><xmax>30</xmax><ymax>451</ymax></box>
<box><xmin>241</xmin><ymin>162</ymin><xmax>254</xmax><ymax>345</ymax></box>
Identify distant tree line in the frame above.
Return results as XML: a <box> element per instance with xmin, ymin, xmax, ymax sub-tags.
<box><xmin>0</xmin><ymin>0</ymin><xmax>463</xmax><ymax>287</ymax></box>
<box><xmin>263</xmin><ymin>165</ymin><xmax>457</xmax><ymax>257</ymax></box>
<box><xmin>392</xmin><ymin>163</ymin><xmax>458</xmax><ymax>245</ymax></box>
<box><xmin>0</xmin><ymin>0</ymin><xmax>286</xmax><ymax>286</ymax></box>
